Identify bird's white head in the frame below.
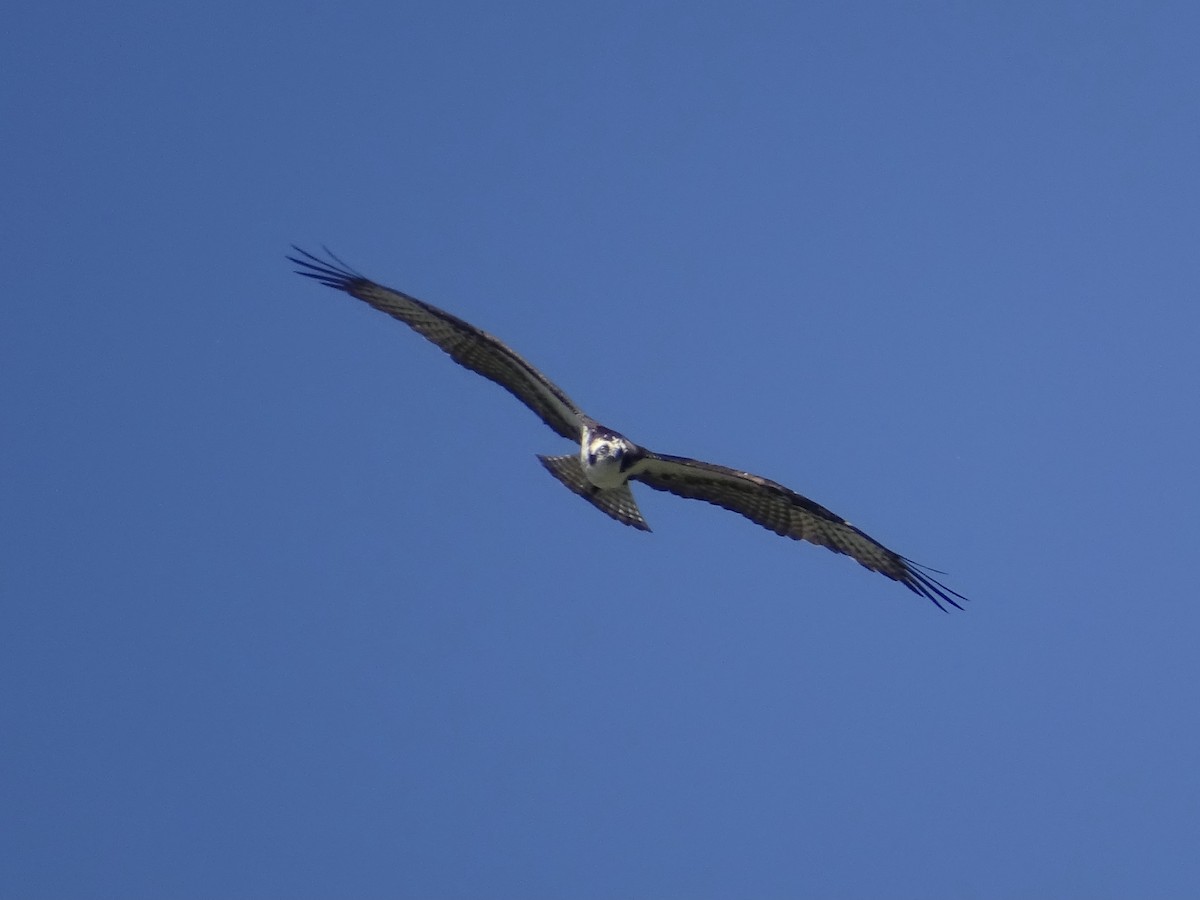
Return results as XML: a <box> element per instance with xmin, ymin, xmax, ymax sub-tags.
<box><xmin>581</xmin><ymin>424</ymin><xmax>635</xmax><ymax>489</ymax></box>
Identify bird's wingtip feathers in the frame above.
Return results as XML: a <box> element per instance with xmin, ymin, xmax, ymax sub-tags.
<box><xmin>901</xmin><ymin>558</ymin><xmax>969</xmax><ymax>612</ymax></box>
<box><xmin>287</xmin><ymin>245</ymin><xmax>364</xmax><ymax>290</ymax></box>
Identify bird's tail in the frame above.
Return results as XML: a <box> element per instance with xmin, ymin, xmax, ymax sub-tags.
<box><xmin>537</xmin><ymin>455</ymin><xmax>651</xmax><ymax>531</ymax></box>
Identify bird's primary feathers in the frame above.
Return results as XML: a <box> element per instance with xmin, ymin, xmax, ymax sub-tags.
<box><xmin>289</xmin><ymin>247</ymin><xmax>968</xmax><ymax>611</ymax></box>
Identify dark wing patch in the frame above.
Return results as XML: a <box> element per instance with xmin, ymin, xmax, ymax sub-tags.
<box><xmin>632</xmin><ymin>452</ymin><xmax>966</xmax><ymax>611</ymax></box>
<box><xmin>538</xmin><ymin>454</ymin><xmax>650</xmax><ymax>531</ymax></box>
<box><xmin>290</xmin><ymin>247</ymin><xmax>584</xmax><ymax>440</ymax></box>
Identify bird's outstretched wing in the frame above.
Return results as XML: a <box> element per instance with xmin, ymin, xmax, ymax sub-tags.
<box><xmin>289</xmin><ymin>247</ymin><xmax>585</xmax><ymax>440</ymax></box>
<box><xmin>631</xmin><ymin>452</ymin><xmax>967</xmax><ymax>610</ymax></box>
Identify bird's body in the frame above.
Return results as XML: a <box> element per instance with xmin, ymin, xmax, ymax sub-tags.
<box><xmin>289</xmin><ymin>247</ymin><xmax>968</xmax><ymax>611</ymax></box>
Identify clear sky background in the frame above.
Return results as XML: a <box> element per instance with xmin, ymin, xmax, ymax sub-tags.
<box><xmin>4</xmin><ymin>2</ymin><xmax>1199</xmax><ymax>898</ymax></box>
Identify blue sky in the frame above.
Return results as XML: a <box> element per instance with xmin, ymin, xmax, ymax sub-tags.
<box><xmin>4</xmin><ymin>2</ymin><xmax>1200</xmax><ymax>897</ymax></box>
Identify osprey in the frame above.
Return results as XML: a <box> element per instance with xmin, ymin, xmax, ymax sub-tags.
<box><xmin>290</xmin><ymin>247</ymin><xmax>967</xmax><ymax>611</ymax></box>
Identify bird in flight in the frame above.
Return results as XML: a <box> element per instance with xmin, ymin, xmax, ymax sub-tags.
<box><xmin>289</xmin><ymin>247</ymin><xmax>967</xmax><ymax>611</ymax></box>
